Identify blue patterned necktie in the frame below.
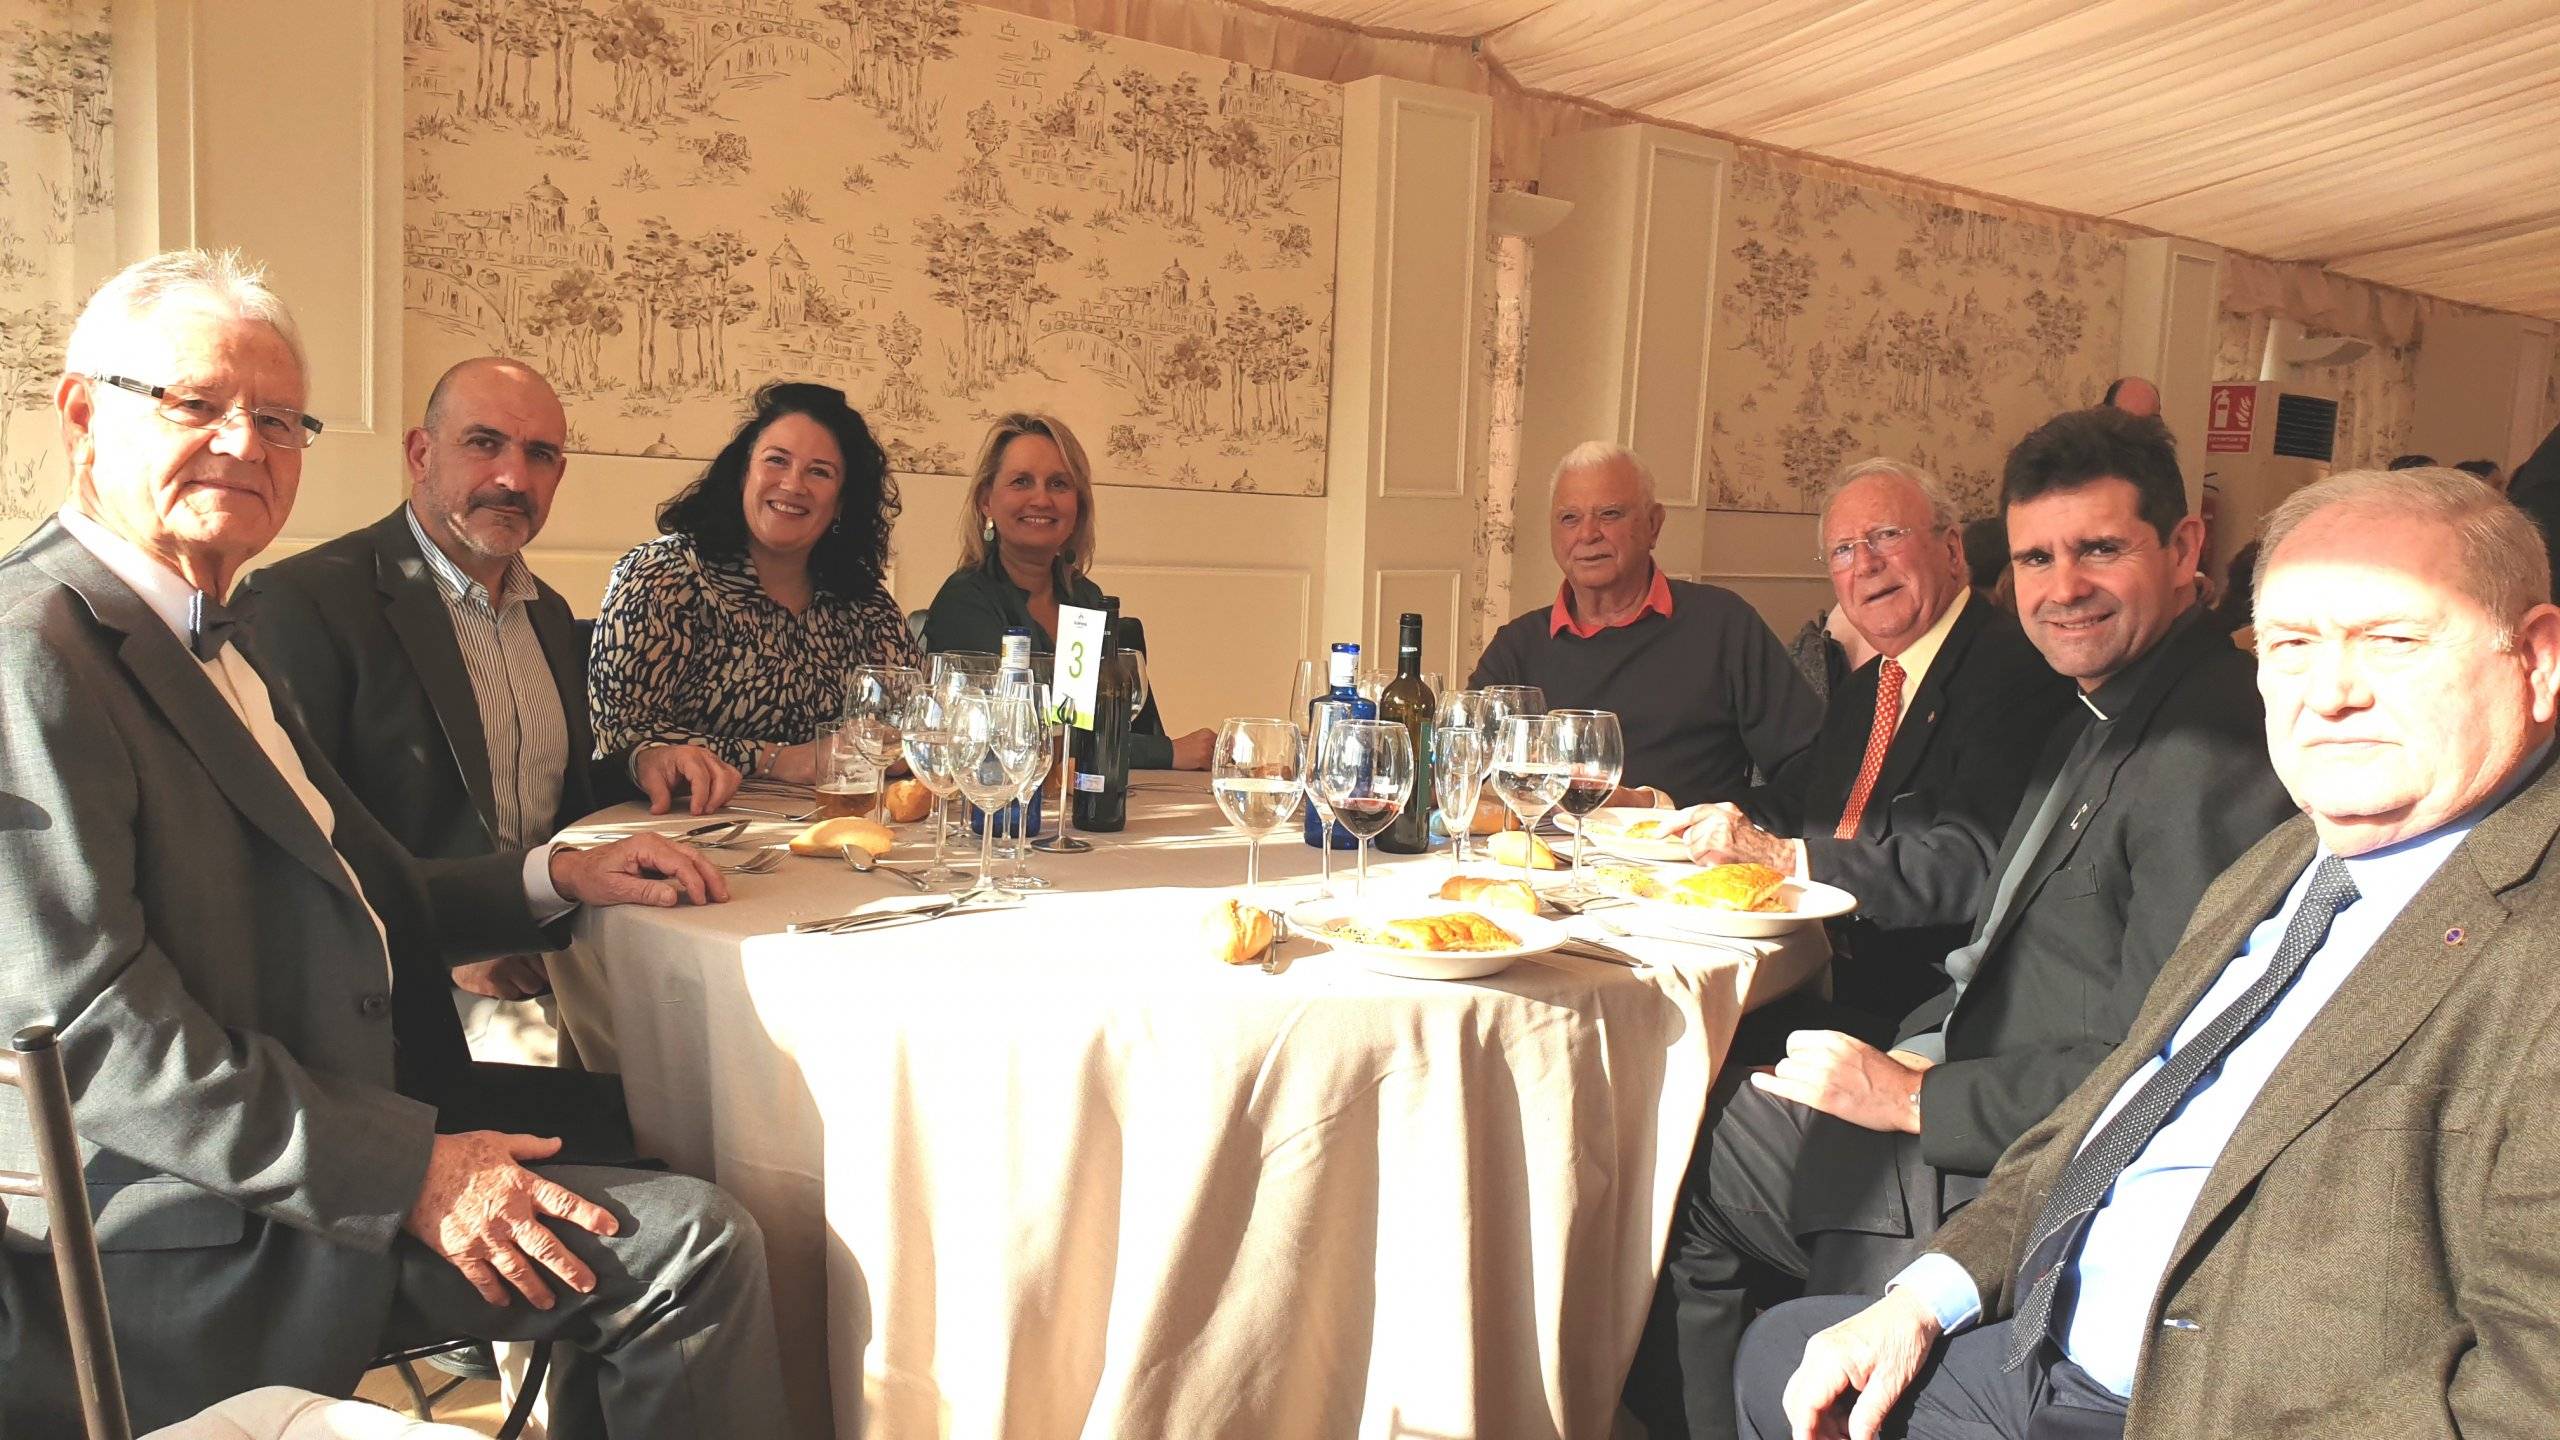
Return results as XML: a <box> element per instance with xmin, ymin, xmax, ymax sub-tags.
<box><xmin>187</xmin><ymin>589</ymin><xmax>239</xmax><ymax>662</ymax></box>
<box><xmin>2003</xmin><ymin>854</ymin><xmax>2361</xmax><ymax>1371</ymax></box>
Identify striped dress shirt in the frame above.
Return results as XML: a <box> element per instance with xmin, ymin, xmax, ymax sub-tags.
<box><xmin>404</xmin><ymin>507</ymin><xmax>569</xmax><ymax>850</ymax></box>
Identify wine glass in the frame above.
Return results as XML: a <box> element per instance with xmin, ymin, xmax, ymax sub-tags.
<box><xmin>1288</xmin><ymin>657</ymin><xmax>1321</xmax><ymax>727</ymax></box>
<box><xmin>1549</xmin><ymin>709</ymin><xmax>1626</xmax><ymax>880</ymax></box>
<box><xmin>1303</xmin><ymin>697</ymin><xmax>1351</xmax><ymax>898</ymax></box>
<box><xmin>1003</xmin><ymin>682</ymin><xmax>1058</xmax><ymax>891</ymax></box>
<box><xmin>1432</xmin><ymin>724</ymin><xmax>1492</xmax><ymax>869</ymax></box>
<box><xmin>1490</xmin><ymin>715</ymin><xmax>1568</xmax><ymax>887</ymax></box>
<box><xmin>951</xmin><ymin>692</ymin><xmax>1041</xmax><ymax>906</ymax></box>
<box><xmin>929</xmin><ymin>650</ymin><xmax>999</xmax><ymax>697</ymax></box>
<box><xmin>1479</xmin><ymin>684</ymin><xmax>1548</xmax><ymax>733</ymax></box>
<box><xmin>1314</xmin><ymin>717</ymin><xmax>1413</xmax><ymax>899</ymax></box>
<box><xmin>1213</xmin><ymin>717</ymin><xmax>1306</xmax><ymax>894</ymax></box>
<box><xmin>843</xmin><ymin>664</ymin><xmax>918</xmax><ymax>774</ymax></box>
<box><xmin>896</xmin><ymin>690</ymin><xmax>966</xmax><ymax>887</ymax></box>
<box><xmin>1354</xmin><ymin>667</ymin><xmax>1391</xmax><ymax>706</ymax></box>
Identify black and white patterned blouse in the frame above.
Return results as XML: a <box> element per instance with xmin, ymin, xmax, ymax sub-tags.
<box><xmin>588</xmin><ymin>533</ymin><xmax>920</xmax><ymax>769</ymax></box>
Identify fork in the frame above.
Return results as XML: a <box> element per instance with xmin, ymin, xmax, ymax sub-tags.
<box><xmin>715</xmin><ymin>846</ymin><xmax>786</xmax><ymax>875</ymax></box>
<box><xmin>1251</xmin><ymin>906</ymin><xmax>1291</xmax><ymax>974</ymax></box>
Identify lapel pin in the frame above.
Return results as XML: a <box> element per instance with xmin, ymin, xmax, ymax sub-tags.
<box><xmin>2444</xmin><ymin>927</ymin><xmax>2465</xmax><ymax>947</ymax></box>
<box><xmin>2069</xmin><ymin>802</ymin><xmax>2091</xmax><ymax>830</ymax></box>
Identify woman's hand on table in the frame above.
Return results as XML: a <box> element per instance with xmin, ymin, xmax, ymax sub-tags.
<box><xmin>763</xmin><ymin>739</ymin><xmax>821</xmax><ymax>787</ymax></box>
<box><xmin>634</xmin><ymin>742</ymin><xmax>742</xmax><ymax>815</ymax></box>
<box><xmin>1169</xmin><ymin>727</ymin><xmax>1215</xmax><ymax>770</ymax></box>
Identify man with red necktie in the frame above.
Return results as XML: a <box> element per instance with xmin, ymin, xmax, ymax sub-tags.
<box><xmin>1626</xmin><ymin>414</ymin><xmax>2294</xmax><ymax>1440</ymax></box>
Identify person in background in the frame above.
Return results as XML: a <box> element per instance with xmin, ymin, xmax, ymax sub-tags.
<box><xmin>1471</xmin><ymin>440</ymin><xmax>1821</xmax><ymax>804</ymax></box>
<box><xmin>2455</xmin><ymin>457</ymin><xmax>2507</xmax><ymax>490</ymax></box>
<box><xmin>588</xmin><ymin>381</ymin><xmax>919</xmax><ymax>786</ymax></box>
<box><xmin>1636</xmin><ymin>409</ymin><xmax>2293</xmax><ymax>1440</ymax></box>
<box><xmin>921</xmin><ymin>411</ymin><xmax>1210</xmax><ymax>770</ymax></box>
<box><xmin>239</xmin><ymin>358</ymin><xmax>737</xmax><ymax>1087</ymax></box>
<box><xmin>2099</xmin><ymin>375</ymin><xmax>2160</xmax><ymax>418</ymax></box>
<box><xmin>2388</xmin><ymin>452</ymin><xmax>2438</xmax><ymax>469</ymax></box>
<box><xmin>1740</xmin><ymin>466</ymin><xmax>2560</xmax><ymax>1440</ymax></box>
<box><xmin>0</xmin><ymin>248</ymin><xmax>782</xmax><ymax>1435</ymax></box>
<box><xmin>2216</xmin><ymin>537</ymin><xmax>2262</xmax><ymax>640</ymax></box>
<box><xmin>1961</xmin><ymin>514</ymin><xmax>2013</xmax><ymax>610</ymax></box>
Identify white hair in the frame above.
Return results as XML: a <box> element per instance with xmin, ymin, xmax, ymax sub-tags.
<box><xmin>63</xmin><ymin>248</ymin><xmax>308</xmax><ymax>380</ymax></box>
<box><xmin>1552</xmin><ymin>439</ymin><xmax>1657</xmax><ymax>509</ymax></box>
<box><xmin>1820</xmin><ymin>456</ymin><xmax>1958</xmax><ymax>532</ymax></box>
<box><xmin>2255</xmin><ymin>466</ymin><xmax>2550</xmax><ymax>648</ymax></box>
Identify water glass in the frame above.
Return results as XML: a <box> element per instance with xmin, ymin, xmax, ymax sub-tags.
<box><xmin>951</xmin><ymin>692</ymin><xmax>1041</xmax><ymax>906</ymax></box>
<box><xmin>1213</xmin><ymin>717</ymin><xmax>1306</xmax><ymax>893</ymax></box>
<box><xmin>1314</xmin><ymin>717</ymin><xmax>1413</xmax><ymax>898</ymax></box>
<box><xmin>1490</xmin><ymin>715</ymin><xmax>1567</xmax><ymax>886</ymax></box>
<box><xmin>1003</xmin><ymin>682</ymin><xmax>1058</xmax><ymax>890</ymax></box>
<box><xmin>844</xmin><ymin>664</ymin><xmax>918</xmax><ymax>773</ymax></box>
<box><xmin>896</xmin><ymin>690</ymin><xmax>966</xmax><ymax>887</ymax></box>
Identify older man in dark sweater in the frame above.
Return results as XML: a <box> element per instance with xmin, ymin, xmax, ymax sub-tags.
<box><xmin>1471</xmin><ymin>441</ymin><xmax>1821</xmax><ymax>805</ymax></box>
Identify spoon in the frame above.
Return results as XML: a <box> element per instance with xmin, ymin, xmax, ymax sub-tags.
<box><xmin>841</xmin><ymin>842</ymin><xmax>932</xmax><ymax>891</ymax></box>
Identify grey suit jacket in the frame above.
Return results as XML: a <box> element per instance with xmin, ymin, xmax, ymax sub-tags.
<box><xmin>1930</xmin><ymin>748</ymin><xmax>2560</xmax><ymax>1438</ymax></box>
<box><xmin>0</xmin><ymin>520</ymin><xmax>551</xmax><ymax>1428</ymax></box>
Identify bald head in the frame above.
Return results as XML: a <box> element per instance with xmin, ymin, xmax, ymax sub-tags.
<box><xmin>405</xmin><ymin>357</ymin><xmax>569</xmax><ymax>579</ymax></box>
<box><xmin>2103</xmin><ymin>376</ymin><xmax>2161</xmax><ymax>418</ymax></box>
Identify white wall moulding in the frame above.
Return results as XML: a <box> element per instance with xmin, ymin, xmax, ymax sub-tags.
<box><xmin>400</xmin><ymin>2</ymin><xmax>1344</xmax><ymax>498</ymax></box>
<box><xmin>1087</xmin><ymin>560</ymin><xmax>1313</xmax><ymax>726</ymax></box>
<box><xmin>1319</xmin><ymin>75</ymin><xmax>1489</xmax><ymax>661</ymax></box>
<box><xmin>1625</xmin><ymin>141</ymin><xmax>1728</xmax><ymax>512</ymax></box>
<box><xmin>2120</xmin><ymin>236</ymin><xmax>2226</xmax><ymax>511</ymax></box>
<box><xmin>2411</xmin><ymin>311</ymin><xmax>2559</xmax><ymax>472</ymax></box>
<box><xmin>1368</xmin><ymin>565</ymin><xmax>1463</xmax><ymax>683</ymax></box>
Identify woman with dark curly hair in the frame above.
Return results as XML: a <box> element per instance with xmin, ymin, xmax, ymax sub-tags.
<box><xmin>589</xmin><ymin>381</ymin><xmax>919</xmax><ymax>785</ymax></box>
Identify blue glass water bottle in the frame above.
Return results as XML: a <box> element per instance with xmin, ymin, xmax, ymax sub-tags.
<box><xmin>1303</xmin><ymin>642</ymin><xmax>1370</xmax><ymax>849</ymax></box>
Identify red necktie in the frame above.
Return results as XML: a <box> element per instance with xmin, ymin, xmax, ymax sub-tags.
<box><xmin>1833</xmin><ymin>657</ymin><xmax>1904</xmax><ymax>840</ymax></box>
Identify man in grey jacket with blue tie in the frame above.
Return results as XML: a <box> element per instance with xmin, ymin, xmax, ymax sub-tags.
<box><xmin>1740</xmin><ymin>466</ymin><xmax>2560</xmax><ymax>1438</ymax></box>
<box><xmin>0</xmin><ymin>249</ymin><xmax>790</xmax><ymax>1435</ymax></box>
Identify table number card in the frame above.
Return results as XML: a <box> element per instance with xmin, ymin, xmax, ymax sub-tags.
<box><xmin>1054</xmin><ymin>604</ymin><xmax>1110</xmax><ymax>728</ymax></box>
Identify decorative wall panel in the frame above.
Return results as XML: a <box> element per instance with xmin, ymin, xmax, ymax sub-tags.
<box><xmin>0</xmin><ymin>0</ymin><xmax>111</xmax><ymax>535</ymax></box>
<box><xmin>402</xmin><ymin>0</ymin><xmax>1340</xmax><ymax>493</ymax></box>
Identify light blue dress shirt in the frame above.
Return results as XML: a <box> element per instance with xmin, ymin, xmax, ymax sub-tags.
<box><xmin>1891</xmin><ymin>786</ymin><xmax>2509</xmax><ymax>1396</ymax></box>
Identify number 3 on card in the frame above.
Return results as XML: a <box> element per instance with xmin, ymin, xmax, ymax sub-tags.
<box><xmin>1054</xmin><ymin>605</ymin><xmax>1109</xmax><ymax>728</ymax></box>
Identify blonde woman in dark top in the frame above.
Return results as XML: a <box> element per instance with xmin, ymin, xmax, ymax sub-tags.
<box><xmin>922</xmin><ymin>411</ymin><xmax>1211</xmax><ymax>770</ymax></box>
<box><xmin>590</xmin><ymin>381</ymin><xmax>919</xmax><ymax>786</ymax></box>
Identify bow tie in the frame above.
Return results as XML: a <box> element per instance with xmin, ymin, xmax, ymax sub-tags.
<box><xmin>187</xmin><ymin>590</ymin><xmax>239</xmax><ymax>662</ymax></box>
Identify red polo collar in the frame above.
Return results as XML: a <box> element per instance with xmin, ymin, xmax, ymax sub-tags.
<box><xmin>1549</xmin><ymin>565</ymin><xmax>1675</xmax><ymax>638</ymax></box>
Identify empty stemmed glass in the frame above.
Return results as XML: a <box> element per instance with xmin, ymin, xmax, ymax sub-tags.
<box><xmin>929</xmin><ymin>650</ymin><xmax>1000</xmax><ymax>695</ymax></box>
<box><xmin>1002</xmin><ymin>682</ymin><xmax>1059</xmax><ymax>891</ymax></box>
<box><xmin>1490</xmin><ymin>715</ymin><xmax>1568</xmax><ymax>887</ymax></box>
<box><xmin>1303</xmin><ymin>697</ymin><xmax>1352</xmax><ymax>898</ymax></box>
<box><xmin>844</xmin><ymin>663</ymin><xmax>917</xmax><ymax>782</ymax></box>
<box><xmin>1432</xmin><ymin>723</ymin><xmax>1493</xmax><ymax>869</ymax></box>
<box><xmin>1549</xmin><ymin>709</ymin><xmax>1626</xmax><ymax>880</ymax></box>
<box><xmin>1212</xmin><ymin>717</ymin><xmax>1306</xmax><ymax>894</ymax></box>
<box><xmin>895</xmin><ymin>689</ymin><xmax>966</xmax><ymax>888</ymax></box>
<box><xmin>1314</xmin><ymin>717</ymin><xmax>1413</xmax><ymax>899</ymax></box>
<box><xmin>1478</xmin><ymin>684</ymin><xmax>1548</xmax><ymax>734</ymax></box>
<box><xmin>951</xmin><ymin>691</ymin><xmax>1041</xmax><ymax>907</ymax></box>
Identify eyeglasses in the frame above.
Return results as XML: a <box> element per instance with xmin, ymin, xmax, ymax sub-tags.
<box><xmin>1821</xmin><ymin>524</ymin><xmax>1925</xmax><ymax>571</ymax></box>
<box><xmin>93</xmin><ymin>374</ymin><xmax>325</xmax><ymax>450</ymax></box>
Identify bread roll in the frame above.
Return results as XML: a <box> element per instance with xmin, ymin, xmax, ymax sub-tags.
<box><xmin>1469</xmin><ymin>794</ymin><xmax>1514</xmax><ymax>837</ymax></box>
<box><xmin>1486</xmin><ymin>829</ymin><xmax>1562</xmax><ymax>870</ymax></box>
<box><xmin>881</xmin><ymin>778</ymin><xmax>933</xmax><ymax>824</ymax></box>
<box><xmin>1202</xmin><ymin>897</ymin><xmax>1276</xmax><ymax>965</ymax></box>
<box><xmin>1435</xmin><ymin>875</ymin><xmax>1541</xmax><ymax>916</ymax></box>
<box><xmin>789</xmin><ymin>815</ymin><xmax>895</xmax><ymax>858</ymax></box>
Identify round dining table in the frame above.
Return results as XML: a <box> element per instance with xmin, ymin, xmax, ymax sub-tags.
<box><xmin>550</xmin><ymin>777</ymin><xmax>1826</xmax><ymax>1440</ymax></box>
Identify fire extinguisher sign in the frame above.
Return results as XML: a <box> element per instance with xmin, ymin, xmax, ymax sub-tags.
<box><xmin>2207</xmin><ymin>383</ymin><xmax>2257</xmax><ymax>454</ymax></box>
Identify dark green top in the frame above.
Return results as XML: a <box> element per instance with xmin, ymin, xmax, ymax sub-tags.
<box><xmin>922</xmin><ymin>548</ymin><xmax>1172</xmax><ymax>769</ymax></box>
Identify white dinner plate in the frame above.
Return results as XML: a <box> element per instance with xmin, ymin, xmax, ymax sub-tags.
<box><xmin>1286</xmin><ymin>897</ymin><xmax>1566</xmax><ymax>980</ymax></box>
<box><xmin>1590</xmin><ymin>860</ymin><xmax>1859</xmax><ymax>938</ymax></box>
<box><xmin>1563</xmin><ymin>806</ymin><xmax>1693</xmax><ymax>862</ymax></box>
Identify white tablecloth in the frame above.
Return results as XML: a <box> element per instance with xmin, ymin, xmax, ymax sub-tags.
<box><xmin>553</xmin><ymin>781</ymin><xmax>1824</xmax><ymax>1439</ymax></box>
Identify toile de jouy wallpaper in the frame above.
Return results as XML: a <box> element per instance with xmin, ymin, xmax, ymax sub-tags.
<box><xmin>0</xmin><ymin>0</ymin><xmax>109</xmax><ymax>537</ymax></box>
<box><xmin>401</xmin><ymin>0</ymin><xmax>1342</xmax><ymax>494</ymax></box>
<box><xmin>1703</xmin><ymin>152</ymin><xmax>2126</xmax><ymax>518</ymax></box>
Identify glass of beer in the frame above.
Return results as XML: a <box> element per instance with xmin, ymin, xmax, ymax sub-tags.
<box><xmin>813</xmin><ymin>726</ymin><xmax>881</xmax><ymax>818</ymax></box>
